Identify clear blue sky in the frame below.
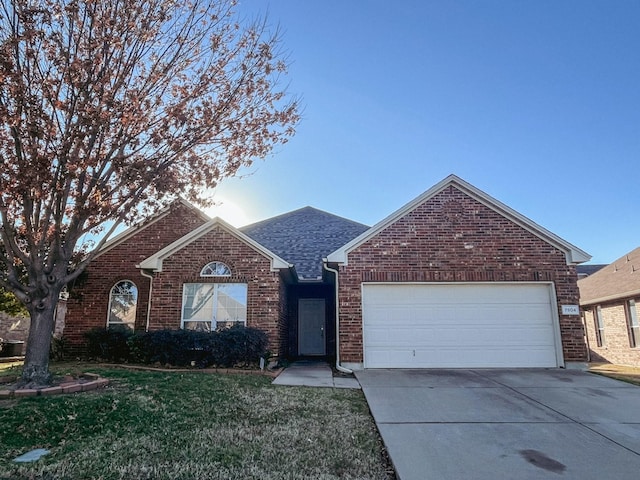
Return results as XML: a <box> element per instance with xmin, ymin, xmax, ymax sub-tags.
<box><xmin>207</xmin><ymin>0</ymin><xmax>639</xmax><ymax>265</ymax></box>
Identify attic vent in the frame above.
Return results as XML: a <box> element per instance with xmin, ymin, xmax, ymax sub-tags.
<box><xmin>201</xmin><ymin>261</ymin><xmax>231</xmax><ymax>277</ymax></box>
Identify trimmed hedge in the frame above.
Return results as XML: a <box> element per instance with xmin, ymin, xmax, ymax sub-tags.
<box><xmin>85</xmin><ymin>327</ymin><xmax>134</xmax><ymax>362</ymax></box>
<box><xmin>84</xmin><ymin>325</ymin><xmax>268</xmax><ymax>368</ymax></box>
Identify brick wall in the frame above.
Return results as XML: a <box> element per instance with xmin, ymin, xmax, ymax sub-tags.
<box><xmin>278</xmin><ymin>278</ymin><xmax>289</xmax><ymax>359</ymax></box>
<box><xmin>149</xmin><ymin>225</ymin><xmax>285</xmax><ymax>355</ymax></box>
<box><xmin>63</xmin><ymin>202</ymin><xmax>208</xmax><ymax>351</ymax></box>
<box><xmin>583</xmin><ymin>301</ymin><xmax>640</xmax><ymax>366</ymax></box>
<box><xmin>337</xmin><ymin>185</ymin><xmax>586</xmax><ymax>364</ymax></box>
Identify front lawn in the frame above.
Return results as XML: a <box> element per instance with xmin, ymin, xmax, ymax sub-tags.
<box><xmin>0</xmin><ymin>363</ymin><xmax>394</xmax><ymax>479</ymax></box>
<box><xmin>589</xmin><ymin>363</ymin><xmax>640</xmax><ymax>386</ymax></box>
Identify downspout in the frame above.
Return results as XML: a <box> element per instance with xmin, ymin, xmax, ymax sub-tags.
<box><xmin>140</xmin><ymin>270</ymin><xmax>154</xmax><ymax>332</ymax></box>
<box><xmin>323</xmin><ymin>261</ymin><xmax>352</xmax><ymax>374</ymax></box>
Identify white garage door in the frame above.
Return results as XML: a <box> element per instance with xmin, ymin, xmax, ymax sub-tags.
<box><xmin>362</xmin><ymin>283</ymin><xmax>561</xmax><ymax>368</ymax></box>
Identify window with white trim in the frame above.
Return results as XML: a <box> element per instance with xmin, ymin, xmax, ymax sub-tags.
<box><xmin>627</xmin><ymin>299</ymin><xmax>639</xmax><ymax>348</ymax></box>
<box><xmin>181</xmin><ymin>283</ymin><xmax>247</xmax><ymax>331</ymax></box>
<box><xmin>594</xmin><ymin>305</ymin><xmax>605</xmax><ymax>347</ymax></box>
<box><xmin>107</xmin><ymin>280</ymin><xmax>138</xmax><ymax>331</ymax></box>
<box><xmin>200</xmin><ymin>261</ymin><xmax>231</xmax><ymax>277</ymax></box>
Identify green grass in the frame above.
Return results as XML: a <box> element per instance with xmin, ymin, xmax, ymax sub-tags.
<box><xmin>0</xmin><ymin>363</ymin><xmax>394</xmax><ymax>479</ymax></box>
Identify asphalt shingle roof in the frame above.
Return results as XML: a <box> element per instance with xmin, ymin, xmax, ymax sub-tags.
<box><xmin>576</xmin><ymin>264</ymin><xmax>606</xmax><ymax>277</ymax></box>
<box><xmin>578</xmin><ymin>246</ymin><xmax>640</xmax><ymax>304</ymax></box>
<box><xmin>240</xmin><ymin>207</ymin><xmax>369</xmax><ymax>280</ymax></box>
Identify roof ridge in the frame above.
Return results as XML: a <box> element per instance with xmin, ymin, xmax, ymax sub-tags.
<box><xmin>240</xmin><ymin>205</ymin><xmax>368</xmax><ymax>232</ymax></box>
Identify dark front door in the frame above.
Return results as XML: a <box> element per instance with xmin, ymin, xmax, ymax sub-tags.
<box><xmin>298</xmin><ymin>298</ymin><xmax>326</xmax><ymax>355</ymax></box>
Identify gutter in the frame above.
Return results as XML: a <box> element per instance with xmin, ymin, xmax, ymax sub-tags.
<box><xmin>323</xmin><ymin>260</ymin><xmax>352</xmax><ymax>374</ymax></box>
<box><xmin>580</xmin><ymin>288</ymin><xmax>640</xmax><ymax>307</ymax></box>
<box><xmin>139</xmin><ymin>269</ymin><xmax>154</xmax><ymax>332</ymax></box>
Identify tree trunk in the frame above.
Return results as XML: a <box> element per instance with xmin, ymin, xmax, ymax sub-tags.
<box><xmin>20</xmin><ymin>293</ymin><xmax>59</xmax><ymax>387</ymax></box>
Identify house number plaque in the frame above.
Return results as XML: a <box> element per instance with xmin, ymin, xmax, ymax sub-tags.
<box><xmin>561</xmin><ymin>305</ymin><xmax>580</xmax><ymax>315</ymax></box>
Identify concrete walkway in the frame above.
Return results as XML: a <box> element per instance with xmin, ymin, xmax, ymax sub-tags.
<box><xmin>272</xmin><ymin>361</ymin><xmax>360</xmax><ymax>389</ymax></box>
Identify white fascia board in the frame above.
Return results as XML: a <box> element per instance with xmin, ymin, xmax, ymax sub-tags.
<box><xmin>327</xmin><ymin>174</ymin><xmax>591</xmax><ymax>265</ymax></box>
<box><xmin>94</xmin><ymin>198</ymin><xmax>210</xmax><ymax>258</ymax></box>
<box><xmin>327</xmin><ymin>175</ymin><xmax>464</xmax><ymax>264</ymax></box>
<box><xmin>455</xmin><ymin>179</ymin><xmax>591</xmax><ymax>265</ymax></box>
<box><xmin>138</xmin><ymin>217</ymin><xmax>291</xmax><ymax>272</ymax></box>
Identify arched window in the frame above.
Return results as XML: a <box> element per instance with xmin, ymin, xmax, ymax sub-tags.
<box><xmin>107</xmin><ymin>280</ymin><xmax>138</xmax><ymax>331</ymax></box>
<box><xmin>200</xmin><ymin>261</ymin><xmax>231</xmax><ymax>277</ymax></box>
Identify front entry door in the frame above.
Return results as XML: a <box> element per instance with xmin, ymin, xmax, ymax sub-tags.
<box><xmin>298</xmin><ymin>299</ymin><xmax>326</xmax><ymax>355</ymax></box>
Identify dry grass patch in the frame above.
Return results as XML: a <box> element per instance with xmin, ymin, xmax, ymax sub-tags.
<box><xmin>589</xmin><ymin>363</ymin><xmax>640</xmax><ymax>386</ymax></box>
<box><xmin>0</xmin><ymin>363</ymin><xmax>394</xmax><ymax>479</ymax></box>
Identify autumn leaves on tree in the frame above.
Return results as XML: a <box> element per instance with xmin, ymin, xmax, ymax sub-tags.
<box><xmin>0</xmin><ymin>0</ymin><xmax>299</xmax><ymax>386</ymax></box>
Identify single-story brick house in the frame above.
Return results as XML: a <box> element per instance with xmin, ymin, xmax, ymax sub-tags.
<box><xmin>579</xmin><ymin>247</ymin><xmax>640</xmax><ymax>367</ymax></box>
<box><xmin>64</xmin><ymin>175</ymin><xmax>591</xmax><ymax>369</ymax></box>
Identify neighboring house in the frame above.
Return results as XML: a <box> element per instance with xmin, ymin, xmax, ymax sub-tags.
<box><xmin>64</xmin><ymin>175</ymin><xmax>591</xmax><ymax>369</ymax></box>
<box><xmin>576</xmin><ymin>264</ymin><xmax>606</xmax><ymax>280</ymax></box>
<box><xmin>579</xmin><ymin>247</ymin><xmax>640</xmax><ymax>367</ymax></box>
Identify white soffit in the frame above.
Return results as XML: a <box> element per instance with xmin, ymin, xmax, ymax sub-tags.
<box><xmin>326</xmin><ymin>174</ymin><xmax>591</xmax><ymax>265</ymax></box>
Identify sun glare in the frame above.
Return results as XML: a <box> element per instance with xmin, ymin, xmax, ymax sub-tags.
<box><xmin>204</xmin><ymin>196</ymin><xmax>252</xmax><ymax>227</ymax></box>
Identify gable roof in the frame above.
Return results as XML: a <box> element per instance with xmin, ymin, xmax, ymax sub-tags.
<box><xmin>138</xmin><ymin>217</ymin><xmax>291</xmax><ymax>272</ymax></box>
<box><xmin>96</xmin><ymin>198</ymin><xmax>211</xmax><ymax>257</ymax></box>
<box><xmin>327</xmin><ymin>174</ymin><xmax>591</xmax><ymax>265</ymax></box>
<box><xmin>241</xmin><ymin>206</ymin><xmax>369</xmax><ymax>280</ymax></box>
<box><xmin>578</xmin><ymin>246</ymin><xmax>640</xmax><ymax>305</ymax></box>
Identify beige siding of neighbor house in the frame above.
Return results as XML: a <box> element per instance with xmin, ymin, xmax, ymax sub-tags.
<box><xmin>583</xmin><ymin>300</ymin><xmax>640</xmax><ymax>367</ymax></box>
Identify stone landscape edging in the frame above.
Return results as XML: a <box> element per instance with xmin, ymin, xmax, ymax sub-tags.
<box><xmin>0</xmin><ymin>373</ymin><xmax>110</xmax><ymax>399</ymax></box>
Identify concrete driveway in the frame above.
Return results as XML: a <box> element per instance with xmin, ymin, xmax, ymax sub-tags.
<box><xmin>355</xmin><ymin>369</ymin><xmax>640</xmax><ymax>480</ymax></box>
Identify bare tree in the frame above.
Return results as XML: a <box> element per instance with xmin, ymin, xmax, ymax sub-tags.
<box><xmin>0</xmin><ymin>0</ymin><xmax>299</xmax><ymax>386</ymax></box>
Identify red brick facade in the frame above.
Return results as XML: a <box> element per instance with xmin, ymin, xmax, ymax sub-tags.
<box><xmin>336</xmin><ymin>186</ymin><xmax>586</xmax><ymax>364</ymax></box>
<box><xmin>148</xmin><ymin>225</ymin><xmax>285</xmax><ymax>354</ymax></box>
<box><xmin>63</xmin><ymin>178</ymin><xmax>588</xmax><ymax>367</ymax></box>
<box><xmin>63</xmin><ymin>202</ymin><xmax>208</xmax><ymax>350</ymax></box>
<box><xmin>583</xmin><ymin>301</ymin><xmax>640</xmax><ymax>366</ymax></box>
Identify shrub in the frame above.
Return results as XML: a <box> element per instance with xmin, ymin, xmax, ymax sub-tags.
<box><xmin>214</xmin><ymin>325</ymin><xmax>268</xmax><ymax>367</ymax></box>
<box><xmin>128</xmin><ymin>329</ymin><xmax>213</xmax><ymax>367</ymax></box>
<box><xmin>85</xmin><ymin>325</ymin><xmax>269</xmax><ymax>368</ymax></box>
<box><xmin>85</xmin><ymin>327</ymin><xmax>134</xmax><ymax>362</ymax></box>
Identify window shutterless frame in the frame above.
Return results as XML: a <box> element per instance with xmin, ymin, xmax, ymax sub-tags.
<box><xmin>200</xmin><ymin>261</ymin><xmax>232</xmax><ymax>277</ymax></box>
<box><xmin>107</xmin><ymin>280</ymin><xmax>138</xmax><ymax>330</ymax></box>
<box><xmin>181</xmin><ymin>283</ymin><xmax>247</xmax><ymax>331</ymax></box>
<box><xmin>594</xmin><ymin>305</ymin><xmax>605</xmax><ymax>347</ymax></box>
<box><xmin>626</xmin><ymin>299</ymin><xmax>639</xmax><ymax>348</ymax></box>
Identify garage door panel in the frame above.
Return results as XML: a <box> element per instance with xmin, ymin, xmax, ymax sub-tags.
<box><xmin>366</xmin><ymin>346</ymin><xmax>558</xmax><ymax>368</ymax></box>
<box><xmin>365</xmin><ymin>284</ymin><xmax>551</xmax><ymax>306</ymax></box>
<box><xmin>366</xmin><ymin>326</ymin><xmax>555</xmax><ymax>348</ymax></box>
<box><xmin>362</xmin><ymin>283</ymin><xmax>560</xmax><ymax>368</ymax></box>
<box><xmin>366</xmin><ymin>306</ymin><xmax>553</xmax><ymax>327</ymax></box>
